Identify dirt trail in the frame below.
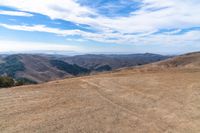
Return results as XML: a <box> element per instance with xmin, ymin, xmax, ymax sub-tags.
<box><xmin>81</xmin><ymin>79</ymin><xmax>139</xmax><ymax>116</ymax></box>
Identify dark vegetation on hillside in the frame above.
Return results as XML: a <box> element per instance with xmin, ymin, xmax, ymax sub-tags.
<box><xmin>15</xmin><ymin>78</ymin><xmax>37</xmax><ymax>86</ymax></box>
<box><xmin>0</xmin><ymin>76</ymin><xmax>37</xmax><ymax>88</ymax></box>
<box><xmin>61</xmin><ymin>53</ymin><xmax>170</xmax><ymax>70</ymax></box>
<box><xmin>94</xmin><ymin>65</ymin><xmax>112</xmax><ymax>72</ymax></box>
<box><xmin>0</xmin><ymin>53</ymin><xmax>171</xmax><ymax>86</ymax></box>
<box><xmin>0</xmin><ymin>55</ymin><xmax>37</xmax><ymax>88</ymax></box>
<box><xmin>50</xmin><ymin>60</ymin><xmax>91</xmax><ymax>76</ymax></box>
<box><xmin>0</xmin><ymin>55</ymin><xmax>25</xmax><ymax>77</ymax></box>
<box><xmin>0</xmin><ymin>76</ymin><xmax>15</xmax><ymax>88</ymax></box>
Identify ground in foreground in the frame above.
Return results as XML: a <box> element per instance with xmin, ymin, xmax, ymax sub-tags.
<box><xmin>0</xmin><ymin>68</ymin><xmax>200</xmax><ymax>133</ymax></box>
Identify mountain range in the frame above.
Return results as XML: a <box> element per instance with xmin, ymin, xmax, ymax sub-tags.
<box><xmin>0</xmin><ymin>53</ymin><xmax>170</xmax><ymax>83</ymax></box>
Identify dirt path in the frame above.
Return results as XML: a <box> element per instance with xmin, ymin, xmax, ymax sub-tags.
<box><xmin>81</xmin><ymin>79</ymin><xmax>140</xmax><ymax>116</ymax></box>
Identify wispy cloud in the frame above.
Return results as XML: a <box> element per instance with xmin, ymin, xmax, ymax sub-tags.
<box><xmin>0</xmin><ymin>23</ymin><xmax>87</xmax><ymax>36</ymax></box>
<box><xmin>1</xmin><ymin>23</ymin><xmax>200</xmax><ymax>46</ymax></box>
<box><xmin>0</xmin><ymin>10</ymin><xmax>33</xmax><ymax>17</ymax></box>
<box><xmin>0</xmin><ymin>0</ymin><xmax>200</xmax><ymax>49</ymax></box>
<box><xmin>0</xmin><ymin>40</ymin><xmax>83</xmax><ymax>52</ymax></box>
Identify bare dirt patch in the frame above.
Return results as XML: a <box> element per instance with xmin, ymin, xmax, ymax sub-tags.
<box><xmin>1</xmin><ymin>68</ymin><xmax>200</xmax><ymax>133</ymax></box>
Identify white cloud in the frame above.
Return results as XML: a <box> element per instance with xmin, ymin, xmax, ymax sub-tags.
<box><xmin>0</xmin><ymin>23</ymin><xmax>88</xmax><ymax>36</ymax></box>
<box><xmin>0</xmin><ymin>23</ymin><xmax>122</xmax><ymax>43</ymax></box>
<box><xmin>0</xmin><ymin>40</ymin><xmax>83</xmax><ymax>52</ymax></box>
<box><xmin>0</xmin><ymin>0</ymin><xmax>200</xmax><ymax>46</ymax></box>
<box><xmin>1</xmin><ymin>0</ymin><xmax>200</xmax><ymax>33</ymax></box>
<box><xmin>1</xmin><ymin>23</ymin><xmax>200</xmax><ymax>46</ymax></box>
<box><xmin>132</xmin><ymin>30</ymin><xmax>200</xmax><ymax>45</ymax></box>
<box><xmin>0</xmin><ymin>10</ymin><xmax>33</xmax><ymax>17</ymax></box>
<box><xmin>162</xmin><ymin>29</ymin><xmax>182</xmax><ymax>35</ymax></box>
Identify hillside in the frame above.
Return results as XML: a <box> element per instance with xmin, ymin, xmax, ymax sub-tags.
<box><xmin>150</xmin><ymin>52</ymin><xmax>200</xmax><ymax>68</ymax></box>
<box><xmin>0</xmin><ymin>53</ymin><xmax>200</xmax><ymax>133</ymax></box>
<box><xmin>0</xmin><ymin>53</ymin><xmax>169</xmax><ymax>83</ymax></box>
<box><xmin>0</xmin><ymin>57</ymin><xmax>4</xmax><ymax>64</ymax></box>
<box><xmin>61</xmin><ymin>53</ymin><xmax>169</xmax><ymax>69</ymax></box>
<box><xmin>0</xmin><ymin>55</ymin><xmax>69</xmax><ymax>83</ymax></box>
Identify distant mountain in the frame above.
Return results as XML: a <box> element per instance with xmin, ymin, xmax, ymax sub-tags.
<box><xmin>0</xmin><ymin>53</ymin><xmax>170</xmax><ymax>83</ymax></box>
<box><xmin>0</xmin><ymin>56</ymin><xmax>4</xmax><ymax>64</ymax></box>
<box><xmin>60</xmin><ymin>53</ymin><xmax>170</xmax><ymax>70</ymax></box>
<box><xmin>0</xmin><ymin>55</ymin><xmax>25</xmax><ymax>77</ymax></box>
<box><xmin>50</xmin><ymin>60</ymin><xmax>90</xmax><ymax>76</ymax></box>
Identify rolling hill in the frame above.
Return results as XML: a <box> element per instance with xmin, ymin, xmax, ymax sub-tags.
<box><xmin>0</xmin><ymin>53</ymin><xmax>170</xmax><ymax>83</ymax></box>
<box><xmin>0</xmin><ymin>52</ymin><xmax>200</xmax><ymax>133</ymax></box>
<box><xmin>60</xmin><ymin>53</ymin><xmax>169</xmax><ymax>69</ymax></box>
<box><xmin>151</xmin><ymin>52</ymin><xmax>200</xmax><ymax>68</ymax></box>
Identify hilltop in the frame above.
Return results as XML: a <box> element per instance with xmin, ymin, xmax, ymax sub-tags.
<box><xmin>0</xmin><ymin>52</ymin><xmax>200</xmax><ymax>132</ymax></box>
<box><xmin>151</xmin><ymin>52</ymin><xmax>200</xmax><ymax>68</ymax></box>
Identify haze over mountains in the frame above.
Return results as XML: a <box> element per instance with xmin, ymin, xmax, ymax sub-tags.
<box><xmin>0</xmin><ymin>53</ymin><xmax>170</xmax><ymax>83</ymax></box>
<box><xmin>0</xmin><ymin>52</ymin><xmax>200</xmax><ymax>133</ymax></box>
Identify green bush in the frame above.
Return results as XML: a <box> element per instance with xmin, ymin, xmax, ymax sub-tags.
<box><xmin>15</xmin><ymin>78</ymin><xmax>37</xmax><ymax>86</ymax></box>
<box><xmin>0</xmin><ymin>76</ymin><xmax>15</xmax><ymax>88</ymax></box>
<box><xmin>0</xmin><ymin>76</ymin><xmax>37</xmax><ymax>88</ymax></box>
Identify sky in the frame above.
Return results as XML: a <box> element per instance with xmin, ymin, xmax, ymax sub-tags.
<box><xmin>0</xmin><ymin>0</ymin><xmax>200</xmax><ymax>55</ymax></box>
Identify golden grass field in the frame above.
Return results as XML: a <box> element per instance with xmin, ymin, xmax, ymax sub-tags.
<box><xmin>1</xmin><ymin>67</ymin><xmax>200</xmax><ymax>133</ymax></box>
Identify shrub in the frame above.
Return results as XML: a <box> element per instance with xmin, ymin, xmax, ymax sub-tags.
<box><xmin>0</xmin><ymin>76</ymin><xmax>15</xmax><ymax>88</ymax></box>
<box><xmin>15</xmin><ymin>78</ymin><xmax>37</xmax><ymax>86</ymax></box>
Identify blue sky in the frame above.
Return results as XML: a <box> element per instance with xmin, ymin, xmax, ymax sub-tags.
<box><xmin>0</xmin><ymin>0</ymin><xmax>200</xmax><ymax>54</ymax></box>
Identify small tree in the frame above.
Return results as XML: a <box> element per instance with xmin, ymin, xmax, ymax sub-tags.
<box><xmin>0</xmin><ymin>76</ymin><xmax>15</xmax><ymax>88</ymax></box>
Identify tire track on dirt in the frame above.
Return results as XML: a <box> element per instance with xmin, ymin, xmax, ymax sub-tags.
<box><xmin>81</xmin><ymin>79</ymin><xmax>138</xmax><ymax>116</ymax></box>
<box><xmin>81</xmin><ymin>79</ymin><xmax>170</xmax><ymax>132</ymax></box>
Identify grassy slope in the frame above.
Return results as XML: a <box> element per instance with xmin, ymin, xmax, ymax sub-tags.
<box><xmin>0</xmin><ymin>67</ymin><xmax>200</xmax><ymax>133</ymax></box>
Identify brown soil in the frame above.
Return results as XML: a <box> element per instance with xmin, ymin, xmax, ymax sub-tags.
<box><xmin>1</xmin><ymin>68</ymin><xmax>200</xmax><ymax>133</ymax></box>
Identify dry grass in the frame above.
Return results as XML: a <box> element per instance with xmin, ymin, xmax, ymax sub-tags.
<box><xmin>1</xmin><ymin>68</ymin><xmax>200</xmax><ymax>133</ymax></box>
